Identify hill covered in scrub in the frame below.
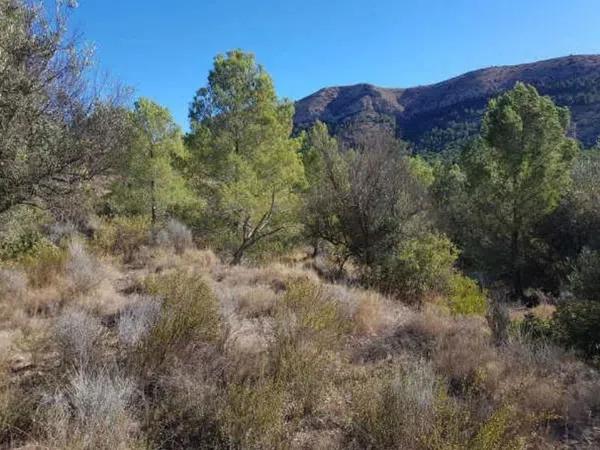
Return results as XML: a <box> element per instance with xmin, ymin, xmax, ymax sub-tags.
<box><xmin>294</xmin><ymin>55</ymin><xmax>600</xmax><ymax>151</ymax></box>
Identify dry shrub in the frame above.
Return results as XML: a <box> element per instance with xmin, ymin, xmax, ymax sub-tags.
<box><xmin>187</xmin><ymin>248</ymin><xmax>220</xmax><ymax>270</ymax></box>
<box><xmin>351</xmin><ymin>290</ymin><xmax>388</xmax><ymax>336</ymax></box>
<box><xmin>234</xmin><ymin>285</ymin><xmax>278</xmax><ymax>318</ymax></box>
<box><xmin>392</xmin><ymin>308</ymin><xmax>452</xmax><ymax>355</ymax></box>
<box><xmin>144</xmin><ymin>349</ymin><xmax>226</xmax><ymax>449</ymax></box>
<box><xmin>222</xmin><ymin>379</ymin><xmax>285</xmax><ymax>449</ymax></box>
<box><xmin>46</xmin><ymin>221</ymin><xmax>79</xmax><ymax>245</ymax></box>
<box><xmin>19</xmin><ymin>240</ymin><xmax>67</xmax><ymax>288</ymax></box>
<box><xmin>54</xmin><ymin>308</ymin><xmax>105</xmax><ymax>369</ymax></box>
<box><xmin>349</xmin><ymin>360</ymin><xmax>525</xmax><ymax>449</ymax></box>
<box><xmin>271</xmin><ymin>279</ymin><xmax>350</xmax><ymax>418</ymax></box>
<box><xmin>325</xmin><ymin>284</ymin><xmax>390</xmax><ymax>336</ymax></box>
<box><xmin>0</xmin><ymin>353</ymin><xmax>33</xmax><ymax>446</ymax></box>
<box><xmin>432</xmin><ymin>318</ymin><xmax>496</xmax><ymax>394</ymax></box>
<box><xmin>93</xmin><ymin>216</ymin><xmax>151</xmax><ymax>264</ymax></box>
<box><xmin>138</xmin><ymin>270</ymin><xmax>221</xmax><ymax>373</ymax></box>
<box><xmin>0</xmin><ymin>268</ymin><xmax>27</xmax><ymax>302</ymax></box>
<box><xmin>39</xmin><ymin>369</ymin><xmax>142</xmax><ymax>450</ymax></box>
<box><xmin>118</xmin><ymin>295</ymin><xmax>162</xmax><ymax>347</ymax></box>
<box><xmin>65</xmin><ymin>239</ymin><xmax>106</xmax><ymax>294</ymax></box>
<box><xmin>349</xmin><ymin>360</ymin><xmax>462</xmax><ymax>449</ymax></box>
<box><xmin>220</xmin><ymin>263</ymin><xmax>319</xmax><ymax>292</ymax></box>
<box><xmin>156</xmin><ymin>219</ymin><xmax>194</xmax><ymax>255</ymax></box>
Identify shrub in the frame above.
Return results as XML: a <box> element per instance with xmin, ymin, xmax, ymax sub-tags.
<box><xmin>18</xmin><ymin>239</ymin><xmax>67</xmax><ymax>288</ymax></box>
<box><xmin>349</xmin><ymin>361</ymin><xmax>524</xmax><ymax>449</ymax></box>
<box><xmin>118</xmin><ymin>295</ymin><xmax>162</xmax><ymax>347</ymax></box>
<box><xmin>349</xmin><ymin>361</ymin><xmax>460</xmax><ymax>449</ymax></box>
<box><xmin>139</xmin><ymin>270</ymin><xmax>221</xmax><ymax>372</ymax></box>
<box><xmin>0</xmin><ymin>268</ymin><xmax>27</xmax><ymax>302</ymax></box>
<box><xmin>569</xmin><ymin>247</ymin><xmax>600</xmax><ymax>301</ymax></box>
<box><xmin>0</xmin><ymin>229</ymin><xmax>44</xmax><ymax>262</ymax></box>
<box><xmin>46</xmin><ymin>221</ymin><xmax>79</xmax><ymax>245</ymax></box>
<box><xmin>446</xmin><ymin>274</ymin><xmax>487</xmax><ymax>316</ymax></box>
<box><xmin>40</xmin><ymin>369</ymin><xmax>142</xmax><ymax>450</ymax></box>
<box><xmin>234</xmin><ymin>285</ymin><xmax>278</xmax><ymax>318</ymax></box>
<box><xmin>276</xmin><ymin>278</ymin><xmax>349</xmax><ymax>347</ymax></box>
<box><xmin>370</xmin><ymin>233</ymin><xmax>459</xmax><ymax>302</ymax></box>
<box><xmin>156</xmin><ymin>219</ymin><xmax>194</xmax><ymax>255</ymax></box>
<box><xmin>54</xmin><ymin>309</ymin><xmax>105</xmax><ymax>369</ymax></box>
<box><xmin>0</xmin><ymin>374</ymin><xmax>36</xmax><ymax>447</ymax></box>
<box><xmin>272</xmin><ymin>279</ymin><xmax>349</xmax><ymax>418</ymax></box>
<box><xmin>517</xmin><ymin>313</ymin><xmax>555</xmax><ymax>341</ymax></box>
<box><xmin>553</xmin><ymin>300</ymin><xmax>600</xmax><ymax>361</ymax></box>
<box><xmin>222</xmin><ymin>380</ymin><xmax>285</xmax><ymax>449</ymax></box>
<box><xmin>93</xmin><ymin>216</ymin><xmax>151</xmax><ymax>263</ymax></box>
<box><xmin>144</xmin><ymin>356</ymin><xmax>226</xmax><ymax>449</ymax></box>
<box><xmin>65</xmin><ymin>239</ymin><xmax>106</xmax><ymax>294</ymax></box>
<box><xmin>351</xmin><ymin>290</ymin><xmax>387</xmax><ymax>335</ymax></box>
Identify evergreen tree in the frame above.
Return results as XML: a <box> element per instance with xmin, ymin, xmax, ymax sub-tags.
<box><xmin>461</xmin><ymin>83</ymin><xmax>579</xmax><ymax>298</ymax></box>
<box><xmin>187</xmin><ymin>50</ymin><xmax>304</xmax><ymax>264</ymax></box>
<box><xmin>110</xmin><ymin>98</ymin><xmax>197</xmax><ymax>225</ymax></box>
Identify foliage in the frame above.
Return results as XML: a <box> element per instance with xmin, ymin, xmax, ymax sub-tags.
<box><xmin>187</xmin><ymin>50</ymin><xmax>305</xmax><ymax>264</ymax></box>
<box><xmin>109</xmin><ymin>98</ymin><xmax>198</xmax><ymax>224</ymax></box>
<box><xmin>0</xmin><ymin>0</ymin><xmax>131</xmax><ymax>217</ymax></box>
<box><xmin>446</xmin><ymin>274</ymin><xmax>487</xmax><ymax>316</ymax></box>
<box><xmin>553</xmin><ymin>300</ymin><xmax>600</xmax><ymax>361</ymax></box>
<box><xmin>302</xmin><ymin>124</ymin><xmax>430</xmax><ymax>267</ymax></box>
<box><xmin>156</xmin><ymin>219</ymin><xmax>194</xmax><ymax>255</ymax></box>
<box><xmin>140</xmin><ymin>270</ymin><xmax>221</xmax><ymax>372</ymax></box>
<box><xmin>92</xmin><ymin>216</ymin><xmax>151</xmax><ymax>263</ymax></box>
<box><xmin>18</xmin><ymin>239</ymin><xmax>67</xmax><ymax>288</ymax></box>
<box><xmin>370</xmin><ymin>233</ymin><xmax>459</xmax><ymax>301</ymax></box>
<box><xmin>460</xmin><ymin>83</ymin><xmax>579</xmax><ymax>297</ymax></box>
<box><xmin>517</xmin><ymin>313</ymin><xmax>555</xmax><ymax>342</ymax></box>
<box><xmin>569</xmin><ymin>247</ymin><xmax>600</xmax><ymax>301</ymax></box>
<box><xmin>222</xmin><ymin>380</ymin><xmax>285</xmax><ymax>449</ymax></box>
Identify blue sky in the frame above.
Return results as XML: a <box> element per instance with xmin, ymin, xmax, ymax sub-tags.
<box><xmin>69</xmin><ymin>0</ymin><xmax>600</xmax><ymax>128</ymax></box>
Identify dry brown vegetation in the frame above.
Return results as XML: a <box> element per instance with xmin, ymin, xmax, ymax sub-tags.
<box><xmin>0</xmin><ymin>233</ymin><xmax>599</xmax><ymax>450</ymax></box>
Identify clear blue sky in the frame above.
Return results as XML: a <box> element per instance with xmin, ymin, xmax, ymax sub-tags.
<box><xmin>69</xmin><ymin>0</ymin><xmax>600</xmax><ymax>128</ymax></box>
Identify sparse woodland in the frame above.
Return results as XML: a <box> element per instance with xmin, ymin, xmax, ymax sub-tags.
<box><xmin>1</xmin><ymin>2</ymin><xmax>600</xmax><ymax>449</ymax></box>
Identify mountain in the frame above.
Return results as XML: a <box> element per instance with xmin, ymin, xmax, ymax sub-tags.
<box><xmin>293</xmin><ymin>55</ymin><xmax>600</xmax><ymax>152</ymax></box>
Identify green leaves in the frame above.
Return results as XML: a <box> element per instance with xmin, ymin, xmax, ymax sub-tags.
<box><xmin>461</xmin><ymin>83</ymin><xmax>579</xmax><ymax>295</ymax></box>
<box><xmin>110</xmin><ymin>98</ymin><xmax>199</xmax><ymax>222</ymax></box>
<box><xmin>187</xmin><ymin>51</ymin><xmax>305</xmax><ymax>262</ymax></box>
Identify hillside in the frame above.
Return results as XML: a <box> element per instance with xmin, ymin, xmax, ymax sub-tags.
<box><xmin>294</xmin><ymin>55</ymin><xmax>600</xmax><ymax>151</ymax></box>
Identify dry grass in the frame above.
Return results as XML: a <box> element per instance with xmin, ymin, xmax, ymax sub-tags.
<box><xmin>64</xmin><ymin>239</ymin><xmax>107</xmax><ymax>295</ymax></box>
<box><xmin>38</xmin><ymin>369</ymin><xmax>142</xmax><ymax>450</ymax></box>
<box><xmin>1</xmin><ymin>241</ymin><xmax>600</xmax><ymax>449</ymax></box>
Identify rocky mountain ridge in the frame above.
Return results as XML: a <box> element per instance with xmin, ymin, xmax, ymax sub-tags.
<box><xmin>294</xmin><ymin>55</ymin><xmax>600</xmax><ymax>151</ymax></box>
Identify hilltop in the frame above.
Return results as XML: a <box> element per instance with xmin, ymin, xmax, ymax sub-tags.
<box><xmin>294</xmin><ymin>55</ymin><xmax>600</xmax><ymax>151</ymax></box>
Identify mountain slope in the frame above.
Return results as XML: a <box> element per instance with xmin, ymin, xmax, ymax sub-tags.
<box><xmin>294</xmin><ymin>55</ymin><xmax>600</xmax><ymax>152</ymax></box>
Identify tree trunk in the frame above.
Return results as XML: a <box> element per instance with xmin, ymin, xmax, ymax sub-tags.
<box><xmin>149</xmin><ymin>142</ymin><xmax>156</xmax><ymax>227</ymax></box>
<box><xmin>510</xmin><ymin>228</ymin><xmax>524</xmax><ymax>301</ymax></box>
<box><xmin>230</xmin><ymin>247</ymin><xmax>244</xmax><ymax>265</ymax></box>
<box><xmin>150</xmin><ymin>179</ymin><xmax>156</xmax><ymax>227</ymax></box>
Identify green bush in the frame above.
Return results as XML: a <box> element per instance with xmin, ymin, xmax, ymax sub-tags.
<box><xmin>222</xmin><ymin>380</ymin><xmax>285</xmax><ymax>450</ymax></box>
<box><xmin>0</xmin><ymin>206</ymin><xmax>49</xmax><ymax>262</ymax></box>
<box><xmin>553</xmin><ymin>300</ymin><xmax>600</xmax><ymax>361</ymax></box>
<box><xmin>569</xmin><ymin>247</ymin><xmax>600</xmax><ymax>301</ymax></box>
<box><xmin>272</xmin><ymin>279</ymin><xmax>349</xmax><ymax>418</ymax></box>
<box><xmin>371</xmin><ymin>233</ymin><xmax>459</xmax><ymax>302</ymax></box>
<box><xmin>446</xmin><ymin>274</ymin><xmax>487</xmax><ymax>316</ymax></box>
<box><xmin>18</xmin><ymin>239</ymin><xmax>67</xmax><ymax>288</ymax></box>
<box><xmin>93</xmin><ymin>216</ymin><xmax>151</xmax><ymax>263</ymax></box>
<box><xmin>517</xmin><ymin>313</ymin><xmax>555</xmax><ymax>341</ymax></box>
<box><xmin>139</xmin><ymin>270</ymin><xmax>221</xmax><ymax>372</ymax></box>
